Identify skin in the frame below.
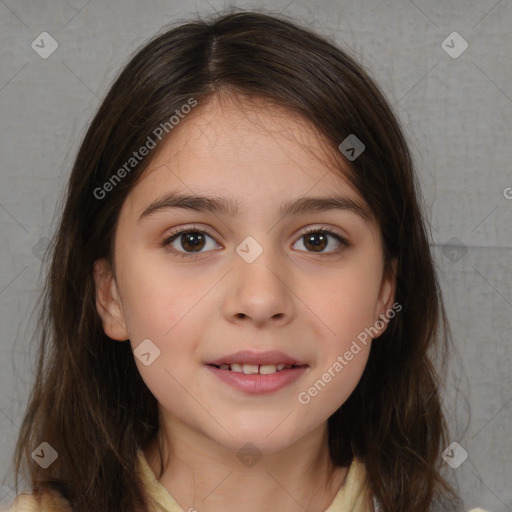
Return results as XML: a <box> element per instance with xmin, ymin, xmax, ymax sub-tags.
<box><xmin>94</xmin><ymin>93</ymin><xmax>396</xmax><ymax>512</ymax></box>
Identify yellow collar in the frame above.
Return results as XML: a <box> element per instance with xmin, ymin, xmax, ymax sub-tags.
<box><xmin>136</xmin><ymin>447</ymin><xmax>372</xmax><ymax>512</ymax></box>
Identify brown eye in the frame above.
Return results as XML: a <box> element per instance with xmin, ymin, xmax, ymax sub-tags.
<box><xmin>293</xmin><ymin>228</ymin><xmax>348</xmax><ymax>254</ymax></box>
<box><xmin>179</xmin><ymin>232</ymin><xmax>207</xmax><ymax>252</ymax></box>
<box><xmin>303</xmin><ymin>232</ymin><xmax>328</xmax><ymax>252</ymax></box>
<box><xmin>163</xmin><ymin>228</ymin><xmax>219</xmax><ymax>256</ymax></box>
<box><xmin>162</xmin><ymin>226</ymin><xmax>348</xmax><ymax>259</ymax></box>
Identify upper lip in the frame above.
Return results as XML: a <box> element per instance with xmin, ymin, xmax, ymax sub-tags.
<box><xmin>206</xmin><ymin>350</ymin><xmax>307</xmax><ymax>366</ymax></box>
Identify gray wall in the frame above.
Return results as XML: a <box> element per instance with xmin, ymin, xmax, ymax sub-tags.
<box><xmin>1</xmin><ymin>0</ymin><xmax>510</xmax><ymax>510</ymax></box>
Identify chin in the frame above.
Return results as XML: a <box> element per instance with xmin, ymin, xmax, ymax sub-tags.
<box><xmin>206</xmin><ymin>421</ymin><xmax>307</xmax><ymax>455</ymax></box>
<box><xmin>222</xmin><ymin>436</ymin><xmax>298</xmax><ymax>456</ymax></box>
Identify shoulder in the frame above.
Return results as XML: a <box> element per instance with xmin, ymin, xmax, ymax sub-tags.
<box><xmin>4</xmin><ymin>493</ymin><xmax>40</xmax><ymax>511</ymax></box>
<box><xmin>4</xmin><ymin>491</ymin><xmax>73</xmax><ymax>512</ymax></box>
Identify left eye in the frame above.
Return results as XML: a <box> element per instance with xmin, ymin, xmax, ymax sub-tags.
<box><xmin>292</xmin><ymin>228</ymin><xmax>347</xmax><ymax>253</ymax></box>
<box><xmin>162</xmin><ymin>227</ymin><xmax>348</xmax><ymax>257</ymax></box>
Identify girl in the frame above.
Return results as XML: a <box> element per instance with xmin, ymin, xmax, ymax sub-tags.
<box><xmin>6</xmin><ymin>9</ymin><xmax>485</xmax><ymax>512</ymax></box>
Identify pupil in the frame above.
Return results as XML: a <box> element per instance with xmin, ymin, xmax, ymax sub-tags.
<box><xmin>305</xmin><ymin>233</ymin><xmax>326</xmax><ymax>252</ymax></box>
<box><xmin>182</xmin><ymin>232</ymin><xmax>205</xmax><ymax>252</ymax></box>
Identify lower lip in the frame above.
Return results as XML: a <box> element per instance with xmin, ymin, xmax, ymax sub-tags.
<box><xmin>206</xmin><ymin>365</ymin><xmax>308</xmax><ymax>394</ymax></box>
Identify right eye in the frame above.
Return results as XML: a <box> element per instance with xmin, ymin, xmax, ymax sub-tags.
<box><xmin>162</xmin><ymin>227</ymin><xmax>220</xmax><ymax>258</ymax></box>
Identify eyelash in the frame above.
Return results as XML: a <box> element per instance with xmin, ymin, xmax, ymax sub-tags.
<box><xmin>162</xmin><ymin>225</ymin><xmax>349</xmax><ymax>259</ymax></box>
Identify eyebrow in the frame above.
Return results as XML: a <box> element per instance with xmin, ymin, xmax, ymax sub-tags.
<box><xmin>138</xmin><ymin>191</ymin><xmax>371</xmax><ymax>223</ymax></box>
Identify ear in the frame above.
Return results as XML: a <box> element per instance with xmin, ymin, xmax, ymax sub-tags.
<box><xmin>373</xmin><ymin>257</ymin><xmax>398</xmax><ymax>338</ymax></box>
<box><xmin>93</xmin><ymin>258</ymin><xmax>129</xmax><ymax>341</ymax></box>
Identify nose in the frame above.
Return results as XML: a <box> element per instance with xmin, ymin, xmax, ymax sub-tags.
<box><xmin>223</xmin><ymin>241</ymin><xmax>295</xmax><ymax>328</ymax></box>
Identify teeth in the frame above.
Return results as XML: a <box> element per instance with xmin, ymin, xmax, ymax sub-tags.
<box><xmin>242</xmin><ymin>364</ymin><xmax>259</xmax><ymax>374</ymax></box>
<box><xmin>259</xmin><ymin>364</ymin><xmax>277</xmax><ymax>375</ymax></box>
<box><xmin>216</xmin><ymin>363</ymin><xmax>295</xmax><ymax>374</ymax></box>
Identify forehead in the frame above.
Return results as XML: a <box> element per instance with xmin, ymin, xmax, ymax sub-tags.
<box><xmin>167</xmin><ymin>92</ymin><xmax>331</xmax><ymax>152</ymax></box>
<box><xmin>124</xmin><ymin>93</ymin><xmax>373</xmax><ymax>223</ymax></box>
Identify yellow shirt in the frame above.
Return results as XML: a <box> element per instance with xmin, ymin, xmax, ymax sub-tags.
<box><xmin>2</xmin><ymin>449</ymin><xmax>492</xmax><ymax>512</ymax></box>
<box><xmin>4</xmin><ymin>448</ymin><xmax>371</xmax><ymax>511</ymax></box>
<box><xmin>137</xmin><ymin>448</ymin><xmax>373</xmax><ymax>512</ymax></box>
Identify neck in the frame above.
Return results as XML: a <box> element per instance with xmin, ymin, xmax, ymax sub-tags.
<box><xmin>143</xmin><ymin>421</ymin><xmax>349</xmax><ymax>512</ymax></box>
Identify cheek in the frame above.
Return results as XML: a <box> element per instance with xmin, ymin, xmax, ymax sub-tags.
<box><xmin>121</xmin><ymin>266</ymin><xmax>201</xmax><ymax>414</ymax></box>
<box><xmin>117</xmin><ymin>250</ymin><xmax>205</xmax><ymax>340</ymax></box>
<box><xmin>308</xmin><ymin>258</ymin><xmax>383</xmax><ymax>345</ymax></box>
<box><xmin>117</xmin><ymin>252</ymin><xmax>214</xmax><ymax>379</ymax></box>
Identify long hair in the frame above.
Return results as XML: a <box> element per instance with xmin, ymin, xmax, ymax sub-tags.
<box><xmin>11</xmin><ymin>9</ymin><xmax>463</xmax><ymax>511</ymax></box>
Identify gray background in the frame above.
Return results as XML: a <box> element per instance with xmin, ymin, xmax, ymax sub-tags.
<box><xmin>0</xmin><ymin>0</ymin><xmax>511</xmax><ymax>510</ymax></box>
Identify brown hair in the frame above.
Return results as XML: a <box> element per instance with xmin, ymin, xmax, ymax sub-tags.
<box><xmin>11</xmin><ymin>8</ymin><xmax>463</xmax><ymax>511</ymax></box>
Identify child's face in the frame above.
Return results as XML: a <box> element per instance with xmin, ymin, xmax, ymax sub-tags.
<box><xmin>95</xmin><ymin>94</ymin><xmax>395</xmax><ymax>454</ymax></box>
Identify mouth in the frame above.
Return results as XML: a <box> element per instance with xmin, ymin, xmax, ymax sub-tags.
<box><xmin>208</xmin><ymin>363</ymin><xmax>304</xmax><ymax>374</ymax></box>
<box><xmin>205</xmin><ymin>350</ymin><xmax>308</xmax><ymax>394</ymax></box>
<box><xmin>206</xmin><ymin>349</ymin><xmax>306</xmax><ymax>368</ymax></box>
